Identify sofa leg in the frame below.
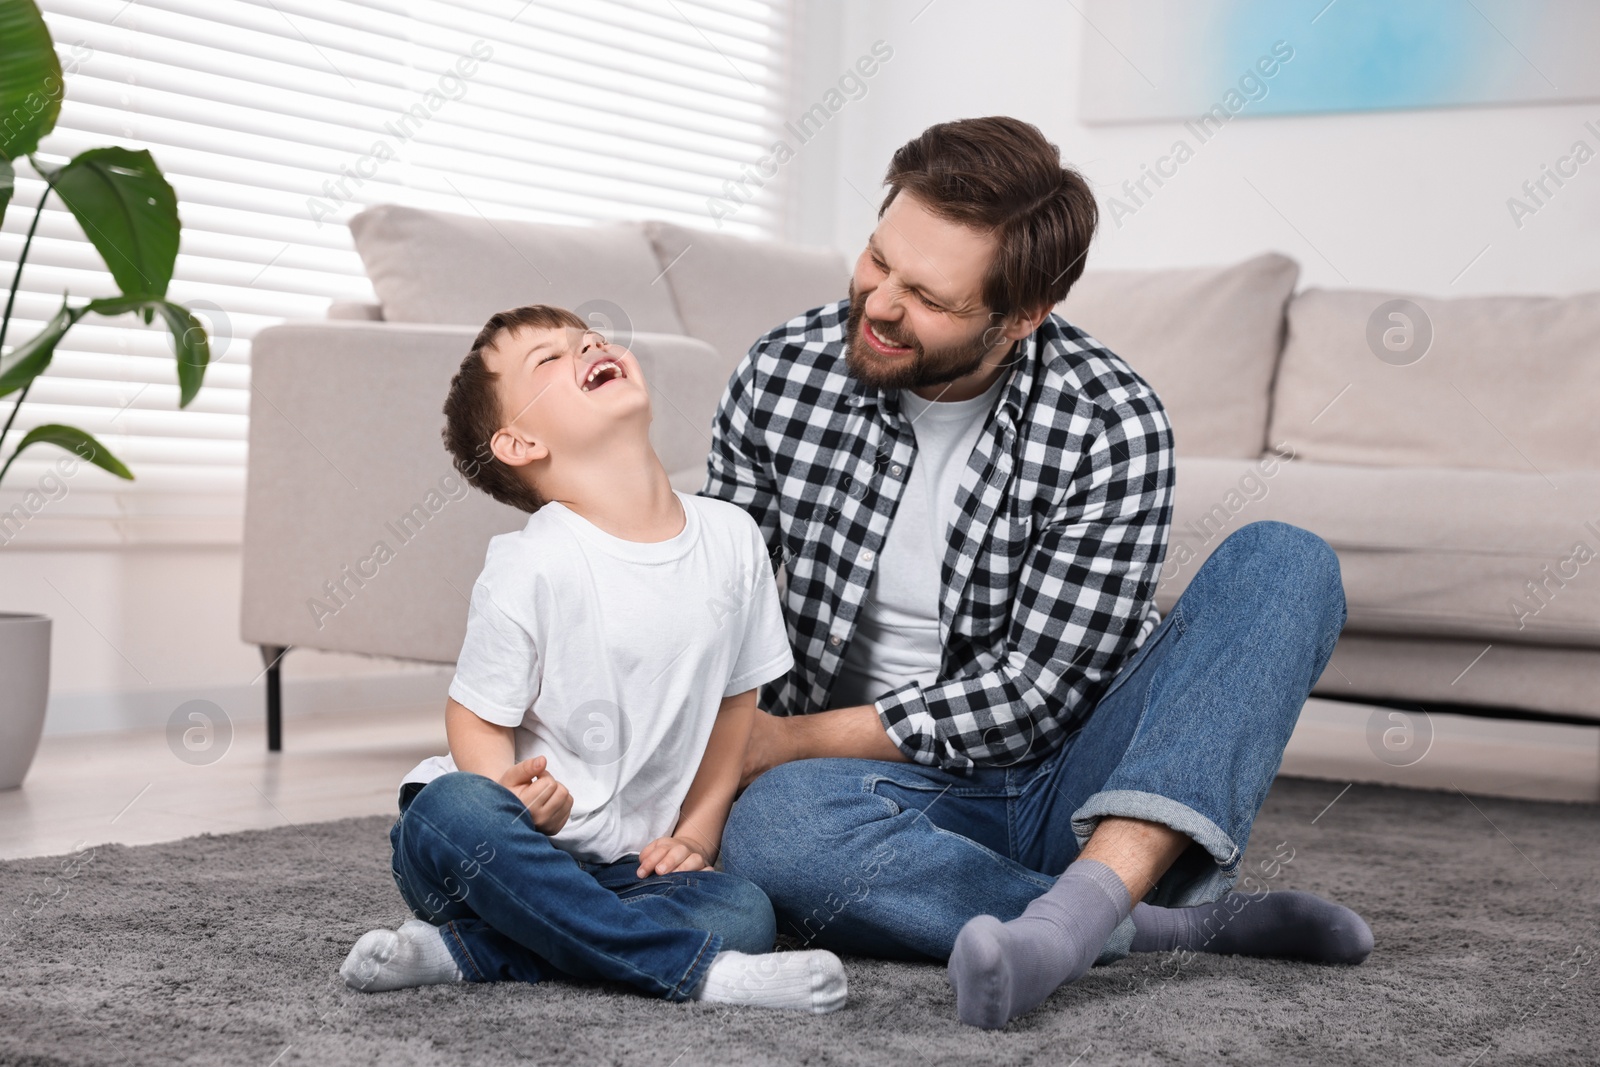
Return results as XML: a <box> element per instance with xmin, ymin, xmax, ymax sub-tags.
<box><xmin>260</xmin><ymin>645</ymin><xmax>289</xmax><ymax>752</ymax></box>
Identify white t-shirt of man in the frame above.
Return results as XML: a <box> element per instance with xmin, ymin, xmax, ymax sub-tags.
<box><xmin>401</xmin><ymin>491</ymin><xmax>793</xmax><ymax>865</ymax></box>
<box><xmin>832</xmin><ymin>374</ymin><xmax>1007</xmax><ymax>710</ymax></box>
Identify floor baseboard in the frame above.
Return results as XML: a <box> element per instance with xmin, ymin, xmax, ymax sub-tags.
<box><xmin>42</xmin><ymin>669</ymin><xmax>454</xmax><ymax>738</ymax></box>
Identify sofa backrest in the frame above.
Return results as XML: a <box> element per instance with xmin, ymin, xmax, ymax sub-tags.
<box><xmin>1268</xmin><ymin>287</ymin><xmax>1600</xmax><ymax>473</ymax></box>
<box><xmin>348</xmin><ymin>206</ymin><xmax>852</xmax><ymax>396</ymax></box>
<box><xmin>348</xmin><ymin>204</ymin><xmax>686</xmax><ymax>334</ymax></box>
<box><xmin>1056</xmin><ymin>252</ymin><xmax>1299</xmax><ymax>460</ymax></box>
<box><xmin>643</xmin><ymin>220</ymin><xmax>851</xmax><ymax>370</ymax></box>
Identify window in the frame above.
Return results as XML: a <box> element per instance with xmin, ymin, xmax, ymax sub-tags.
<box><xmin>2</xmin><ymin>0</ymin><xmax>794</xmax><ymax>544</ymax></box>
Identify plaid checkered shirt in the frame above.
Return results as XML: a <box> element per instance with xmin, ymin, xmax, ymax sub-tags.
<box><xmin>700</xmin><ymin>299</ymin><xmax>1175</xmax><ymax>772</ymax></box>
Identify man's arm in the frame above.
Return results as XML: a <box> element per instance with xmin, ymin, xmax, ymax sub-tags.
<box><xmin>701</xmin><ymin>346</ymin><xmax>783</xmax><ymax>568</ymax></box>
<box><xmin>741</xmin><ymin>704</ymin><xmax>904</xmax><ymax>788</ymax></box>
<box><xmin>638</xmin><ymin>688</ymin><xmax>760</xmax><ymax>875</ymax></box>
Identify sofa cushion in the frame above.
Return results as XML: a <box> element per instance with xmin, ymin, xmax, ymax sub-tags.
<box><xmin>642</xmin><ymin>220</ymin><xmax>849</xmax><ymax>367</ymax></box>
<box><xmin>1156</xmin><ymin>457</ymin><xmax>1600</xmax><ymax>649</ymax></box>
<box><xmin>1268</xmin><ymin>287</ymin><xmax>1600</xmax><ymax>473</ymax></box>
<box><xmin>1312</xmin><ymin>633</ymin><xmax>1600</xmax><ymax>722</ymax></box>
<box><xmin>349</xmin><ymin>205</ymin><xmax>686</xmax><ymax>334</ymax></box>
<box><xmin>1056</xmin><ymin>253</ymin><xmax>1299</xmax><ymax>459</ymax></box>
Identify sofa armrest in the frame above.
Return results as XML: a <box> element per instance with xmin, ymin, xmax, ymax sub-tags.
<box><xmin>242</xmin><ymin>321</ymin><xmax>515</xmax><ymax>662</ymax></box>
<box><xmin>241</xmin><ymin>323</ymin><xmax>732</xmax><ymax>662</ymax></box>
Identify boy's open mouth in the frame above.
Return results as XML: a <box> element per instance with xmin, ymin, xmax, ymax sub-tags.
<box><xmin>582</xmin><ymin>359</ymin><xmax>626</xmax><ymax>391</ymax></box>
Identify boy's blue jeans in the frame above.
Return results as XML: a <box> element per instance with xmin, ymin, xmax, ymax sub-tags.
<box><xmin>388</xmin><ymin>773</ymin><xmax>777</xmax><ymax>999</ymax></box>
<box><xmin>720</xmin><ymin>521</ymin><xmax>1348</xmax><ymax>965</ymax></box>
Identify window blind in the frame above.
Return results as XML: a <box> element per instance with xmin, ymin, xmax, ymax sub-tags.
<box><xmin>1</xmin><ymin>0</ymin><xmax>794</xmax><ymax>544</ymax></box>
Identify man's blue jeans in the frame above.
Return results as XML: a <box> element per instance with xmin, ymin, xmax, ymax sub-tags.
<box><xmin>389</xmin><ymin>772</ymin><xmax>776</xmax><ymax>999</ymax></box>
<box><xmin>720</xmin><ymin>520</ymin><xmax>1347</xmax><ymax>965</ymax></box>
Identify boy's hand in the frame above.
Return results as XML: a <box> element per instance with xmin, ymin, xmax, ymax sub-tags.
<box><xmin>636</xmin><ymin>835</ymin><xmax>714</xmax><ymax>878</ymax></box>
<box><xmin>497</xmin><ymin>756</ymin><xmax>572</xmax><ymax>835</ymax></box>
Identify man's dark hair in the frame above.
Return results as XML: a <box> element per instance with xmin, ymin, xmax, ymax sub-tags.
<box><xmin>442</xmin><ymin>303</ymin><xmax>587</xmax><ymax>514</ymax></box>
<box><xmin>880</xmin><ymin>116</ymin><xmax>1098</xmax><ymax>318</ymax></box>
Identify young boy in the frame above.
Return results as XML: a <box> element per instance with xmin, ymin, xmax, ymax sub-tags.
<box><xmin>339</xmin><ymin>305</ymin><xmax>846</xmax><ymax>1013</ymax></box>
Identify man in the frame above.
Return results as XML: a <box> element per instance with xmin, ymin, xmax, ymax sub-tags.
<box><xmin>702</xmin><ymin>116</ymin><xmax>1372</xmax><ymax>1030</ymax></box>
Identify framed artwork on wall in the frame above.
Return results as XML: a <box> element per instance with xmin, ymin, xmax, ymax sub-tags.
<box><xmin>1078</xmin><ymin>0</ymin><xmax>1600</xmax><ymax>124</ymax></box>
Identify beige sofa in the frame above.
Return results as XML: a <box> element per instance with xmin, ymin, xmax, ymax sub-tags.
<box><xmin>241</xmin><ymin>205</ymin><xmax>1600</xmax><ymax>750</ymax></box>
<box><xmin>1061</xmin><ymin>260</ymin><xmax>1600</xmax><ymax>733</ymax></box>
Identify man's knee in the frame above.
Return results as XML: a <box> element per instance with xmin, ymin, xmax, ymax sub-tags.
<box><xmin>1219</xmin><ymin>521</ymin><xmax>1345</xmax><ymax>614</ymax></box>
<box><xmin>1255</xmin><ymin>521</ymin><xmax>1346</xmax><ymax>639</ymax></box>
<box><xmin>1225</xmin><ymin>519</ymin><xmax>1335</xmax><ymax>567</ymax></box>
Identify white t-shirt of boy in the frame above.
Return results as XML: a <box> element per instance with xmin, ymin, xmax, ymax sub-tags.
<box><xmin>401</xmin><ymin>491</ymin><xmax>793</xmax><ymax>865</ymax></box>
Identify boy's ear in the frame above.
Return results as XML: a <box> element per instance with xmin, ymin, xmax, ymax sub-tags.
<box><xmin>489</xmin><ymin>425</ymin><xmax>549</xmax><ymax>468</ymax></box>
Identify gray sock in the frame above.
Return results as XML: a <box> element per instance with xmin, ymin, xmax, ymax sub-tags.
<box><xmin>947</xmin><ymin>858</ymin><xmax>1132</xmax><ymax>1029</ymax></box>
<box><xmin>1130</xmin><ymin>891</ymin><xmax>1373</xmax><ymax>963</ymax></box>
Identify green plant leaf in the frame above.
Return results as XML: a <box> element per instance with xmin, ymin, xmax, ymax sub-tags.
<box><xmin>86</xmin><ymin>295</ymin><xmax>212</xmax><ymax>407</ymax></box>
<box><xmin>0</xmin><ymin>293</ymin><xmax>207</xmax><ymax>401</ymax></box>
<box><xmin>49</xmin><ymin>147</ymin><xmax>179</xmax><ymax>299</ymax></box>
<box><xmin>155</xmin><ymin>300</ymin><xmax>209</xmax><ymax>407</ymax></box>
<box><xmin>0</xmin><ymin>297</ymin><xmax>84</xmax><ymax>397</ymax></box>
<box><xmin>9</xmin><ymin>424</ymin><xmax>132</xmax><ymax>479</ymax></box>
<box><xmin>83</xmin><ymin>294</ymin><xmax>152</xmax><ymax>317</ymax></box>
<box><xmin>0</xmin><ymin>0</ymin><xmax>63</xmax><ymax>160</ymax></box>
<box><xmin>0</xmin><ymin>157</ymin><xmax>13</xmax><ymax>229</ymax></box>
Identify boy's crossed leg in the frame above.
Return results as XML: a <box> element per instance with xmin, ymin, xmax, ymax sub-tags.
<box><xmin>344</xmin><ymin>772</ymin><xmax>843</xmax><ymax>1012</ymax></box>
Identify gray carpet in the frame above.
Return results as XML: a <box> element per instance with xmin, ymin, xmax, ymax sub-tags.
<box><xmin>1</xmin><ymin>776</ymin><xmax>1595</xmax><ymax>1067</ymax></box>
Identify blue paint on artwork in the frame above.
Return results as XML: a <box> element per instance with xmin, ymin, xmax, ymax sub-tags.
<box><xmin>1205</xmin><ymin>0</ymin><xmax>1547</xmax><ymax>116</ymax></box>
<box><xmin>1078</xmin><ymin>0</ymin><xmax>1594</xmax><ymax>125</ymax></box>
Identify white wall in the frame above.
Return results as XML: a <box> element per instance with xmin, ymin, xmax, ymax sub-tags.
<box><xmin>3</xmin><ymin>544</ymin><xmax>448</xmax><ymax>737</ymax></box>
<box><xmin>791</xmin><ymin>0</ymin><xmax>1600</xmax><ymax>296</ymax></box>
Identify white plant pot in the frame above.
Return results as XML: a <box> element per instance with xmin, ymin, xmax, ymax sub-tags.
<box><xmin>0</xmin><ymin>613</ymin><xmax>51</xmax><ymax>790</ymax></box>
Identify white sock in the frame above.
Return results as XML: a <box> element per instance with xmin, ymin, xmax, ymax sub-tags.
<box><xmin>690</xmin><ymin>949</ymin><xmax>847</xmax><ymax>1014</ymax></box>
<box><xmin>340</xmin><ymin>919</ymin><xmax>464</xmax><ymax>992</ymax></box>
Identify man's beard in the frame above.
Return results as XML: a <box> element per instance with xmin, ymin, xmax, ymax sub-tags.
<box><xmin>843</xmin><ymin>282</ymin><xmax>999</xmax><ymax>392</ymax></box>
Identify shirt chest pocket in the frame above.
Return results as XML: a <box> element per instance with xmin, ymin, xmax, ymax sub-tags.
<box><xmin>984</xmin><ymin>501</ymin><xmax>1036</xmax><ymax>567</ymax></box>
<box><xmin>945</xmin><ymin>508</ymin><xmax>1032</xmax><ymax>642</ymax></box>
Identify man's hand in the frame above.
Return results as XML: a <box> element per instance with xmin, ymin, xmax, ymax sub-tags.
<box><xmin>497</xmin><ymin>755</ymin><xmax>573</xmax><ymax>835</ymax></box>
<box><xmin>636</xmin><ymin>835</ymin><xmax>714</xmax><ymax>878</ymax></box>
<box><xmin>740</xmin><ymin>709</ymin><xmax>794</xmax><ymax>790</ymax></box>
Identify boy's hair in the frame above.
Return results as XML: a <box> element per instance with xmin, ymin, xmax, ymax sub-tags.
<box><xmin>442</xmin><ymin>304</ymin><xmax>588</xmax><ymax>514</ymax></box>
<box><xmin>880</xmin><ymin>116</ymin><xmax>1098</xmax><ymax>317</ymax></box>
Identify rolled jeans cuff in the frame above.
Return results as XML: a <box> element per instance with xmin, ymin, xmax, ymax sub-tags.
<box><xmin>1071</xmin><ymin>789</ymin><xmax>1242</xmax><ymax>909</ymax></box>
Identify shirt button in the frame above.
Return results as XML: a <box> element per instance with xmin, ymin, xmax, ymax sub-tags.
<box><xmin>829</xmin><ymin>634</ymin><xmax>842</xmax><ymax>647</ymax></box>
<box><xmin>891</xmin><ymin>464</ymin><xmax>903</xmax><ymax>476</ymax></box>
<box><xmin>860</xmin><ymin>549</ymin><xmax>875</xmax><ymax>564</ymax></box>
